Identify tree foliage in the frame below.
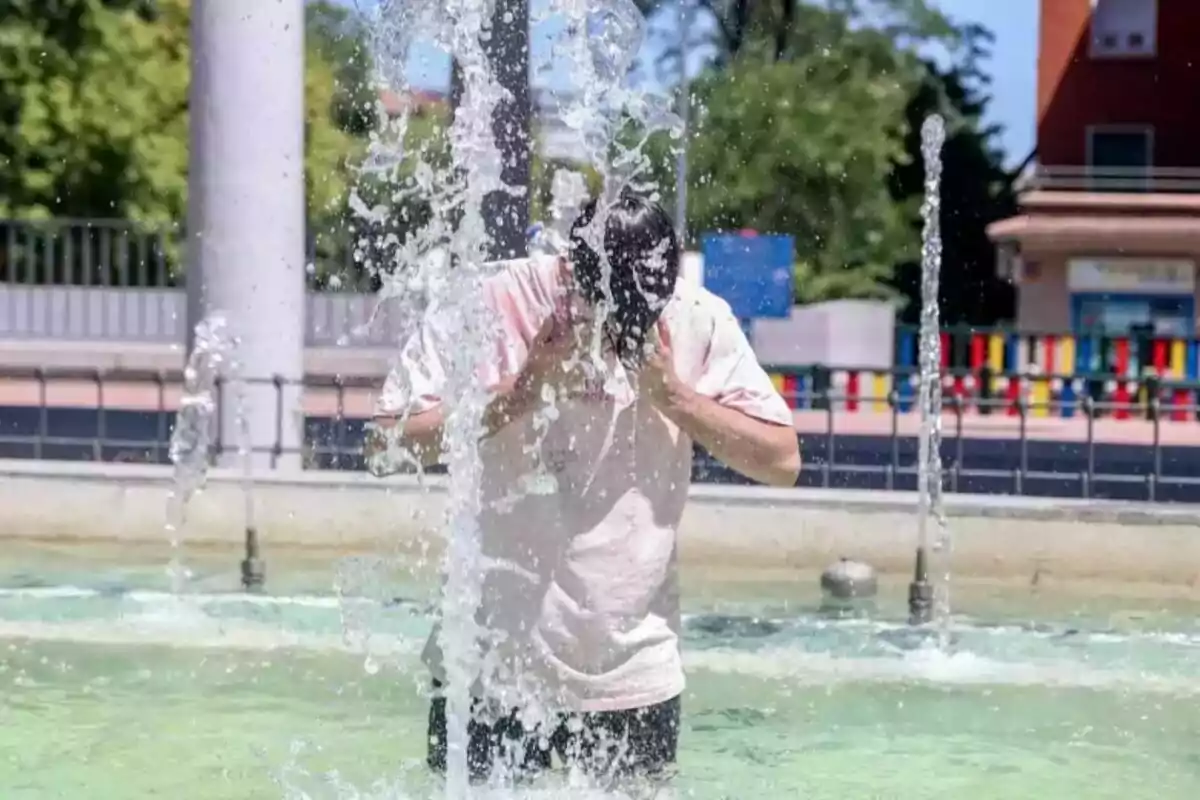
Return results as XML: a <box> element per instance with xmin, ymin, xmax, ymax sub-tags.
<box><xmin>636</xmin><ymin>0</ymin><xmax>964</xmax><ymax>72</ymax></box>
<box><xmin>0</xmin><ymin>0</ymin><xmax>191</xmax><ymax>220</ymax></box>
<box><xmin>315</xmin><ymin>103</ymin><xmax>454</xmax><ymax>290</ymax></box>
<box><xmin>650</xmin><ymin>0</ymin><xmax>948</xmax><ymax>302</ymax></box>
<box><xmin>634</xmin><ymin>0</ymin><xmax>1014</xmax><ymax>315</ymax></box>
<box><xmin>0</xmin><ymin>0</ymin><xmax>358</xmax><ymax>225</ymax></box>
<box><xmin>0</xmin><ymin>0</ymin><xmax>1019</xmax><ymax>322</ymax></box>
<box><xmin>888</xmin><ymin>54</ymin><xmax>1018</xmax><ymax>326</ymax></box>
<box><xmin>685</xmin><ymin>49</ymin><xmax>917</xmax><ymax>302</ymax></box>
<box><xmin>306</xmin><ymin>0</ymin><xmax>378</xmax><ymax>137</ymax></box>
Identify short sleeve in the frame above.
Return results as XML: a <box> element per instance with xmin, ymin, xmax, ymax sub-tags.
<box><xmin>373</xmin><ymin>256</ymin><xmax>564</xmax><ymax>418</ymax></box>
<box><xmin>693</xmin><ymin>306</ymin><xmax>793</xmax><ymax>426</ymax></box>
<box><xmin>374</xmin><ymin>318</ymin><xmax>448</xmax><ymax>417</ymax></box>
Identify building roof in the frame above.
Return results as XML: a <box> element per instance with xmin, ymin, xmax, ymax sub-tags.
<box><xmin>377</xmin><ymin>88</ymin><xmax>447</xmax><ymax>117</ymax></box>
<box><xmin>987</xmin><ymin>214</ymin><xmax>1200</xmax><ymax>249</ymax></box>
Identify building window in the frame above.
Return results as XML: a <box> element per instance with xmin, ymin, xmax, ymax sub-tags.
<box><xmin>1086</xmin><ymin>127</ymin><xmax>1153</xmax><ymax>189</ymax></box>
<box><xmin>1073</xmin><ymin>295</ymin><xmax>1194</xmax><ymax>340</ymax></box>
<box><xmin>1088</xmin><ymin>128</ymin><xmax>1152</xmax><ymax>169</ymax></box>
<box><xmin>1091</xmin><ymin>0</ymin><xmax>1157</xmax><ymax>58</ymax></box>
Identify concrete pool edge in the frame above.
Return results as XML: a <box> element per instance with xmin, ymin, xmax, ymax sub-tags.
<box><xmin>2</xmin><ymin>459</ymin><xmax>1199</xmax><ymax>584</ymax></box>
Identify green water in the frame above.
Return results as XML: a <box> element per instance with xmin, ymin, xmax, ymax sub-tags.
<box><xmin>1</xmin><ymin>542</ymin><xmax>1198</xmax><ymax>799</ymax></box>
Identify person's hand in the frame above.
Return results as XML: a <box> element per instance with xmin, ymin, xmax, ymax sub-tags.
<box><xmin>638</xmin><ymin>319</ymin><xmax>692</xmax><ymax>411</ymax></box>
<box><xmin>522</xmin><ymin>299</ymin><xmax>586</xmax><ymax>386</ymax></box>
<box><xmin>483</xmin><ymin>309</ymin><xmax>578</xmax><ymax>437</ymax></box>
<box><xmin>483</xmin><ymin>299</ymin><xmax>594</xmax><ymax>438</ymax></box>
<box><xmin>503</xmin><ymin>298</ymin><xmax>596</xmax><ymax>412</ymax></box>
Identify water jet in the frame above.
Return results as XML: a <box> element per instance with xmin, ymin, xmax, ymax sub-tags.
<box><xmin>907</xmin><ymin>113</ymin><xmax>949</xmax><ymax>635</ymax></box>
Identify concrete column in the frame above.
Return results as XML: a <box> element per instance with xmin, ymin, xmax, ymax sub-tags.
<box><xmin>186</xmin><ymin>0</ymin><xmax>306</xmax><ymax>470</ymax></box>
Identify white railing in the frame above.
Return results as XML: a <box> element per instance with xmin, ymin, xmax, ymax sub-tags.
<box><xmin>1</xmin><ymin>218</ymin><xmax>405</xmax><ymax>346</ymax></box>
<box><xmin>0</xmin><ymin>286</ymin><xmax>408</xmax><ymax>347</ymax></box>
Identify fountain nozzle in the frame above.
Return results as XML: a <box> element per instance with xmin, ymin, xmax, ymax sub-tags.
<box><xmin>241</xmin><ymin>526</ymin><xmax>265</xmax><ymax>592</ymax></box>
<box><xmin>907</xmin><ymin>547</ymin><xmax>933</xmax><ymax>625</ymax></box>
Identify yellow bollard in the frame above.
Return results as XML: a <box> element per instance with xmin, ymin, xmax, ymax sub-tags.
<box><xmin>1170</xmin><ymin>339</ymin><xmax>1186</xmax><ymax>379</ymax></box>
<box><xmin>872</xmin><ymin>371</ymin><xmax>890</xmax><ymax>413</ymax></box>
<box><xmin>1030</xmin><ymin>374</ymin><xmax>1051</xmax><ymax>418</ymax></box>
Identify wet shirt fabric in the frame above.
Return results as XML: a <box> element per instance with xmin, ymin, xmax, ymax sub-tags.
<box><xmin>376</xmin><ymin>256</ymin><xmax>792</xmax><ymax>713</ymax></box>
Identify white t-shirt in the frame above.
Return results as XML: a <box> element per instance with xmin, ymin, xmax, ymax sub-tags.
<box><xmin>376</xmin><ymin>256</ymin><xmax>792</xmax><ymax>712</ymax></box>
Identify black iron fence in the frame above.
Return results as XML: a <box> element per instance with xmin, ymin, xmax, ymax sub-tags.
<box><xmin>0</xmin><ymin>367</ymin><xmax>374</xmax><ymax>470</ymax></box>
<box><xmin>5</xmin><ymin>366</ymin><xmax>1200</xmax><ymax>502</ymax></box>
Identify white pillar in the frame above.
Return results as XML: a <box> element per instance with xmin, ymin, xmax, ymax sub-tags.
<box><xmin>186</xmin><ymin>0</ymin><xmax>306</xmax><ymax>470</ymax></box>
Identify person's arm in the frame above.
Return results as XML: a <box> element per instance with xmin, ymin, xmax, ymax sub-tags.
<box><xmin>658</xmin><ymin>385</ymin><xmax>800</xmax><ymax>487</ymax></box>
<box><xmin>641</xmin><ymin>315</ymin><xmax>800</xmax><ymax>487</ymax></box>
<box><xmin>365</xmin><ymin>371</ymin><xmax>542</xmax><ymax>474</ymax></box>
<box><xmin>366</xmin><ymin>293</ymin><xmax>577</xmax><ymax>476</ymax></box>
<box><xmin>364</xmin><ymin>409</ymin><xmax>443</xmax><ymax>473</ymax></box>
<box><xmin>366</xmin><ymin>311</ymin><xmax>443</xmax><ymax>474</ymax></box>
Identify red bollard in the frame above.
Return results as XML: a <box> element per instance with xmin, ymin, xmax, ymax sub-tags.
<box><xmin>1172</xmin><ymin>389</ymin><xmax>1190</xmax><ymax>422</ymax></box>
<box><xmin>1114</xmin><ymin>381</ymin><xmax>1131</xmax><ymax>420</ymax></box>
<box><xmin>1004</xmin><ymin>375</ymin><xmax>1020</xmax><ymax>416</ymax></box>
<box><xmin>845</xmin><ymin>370</ymin><xmax>860</xmax><ymax>412</ymax></box>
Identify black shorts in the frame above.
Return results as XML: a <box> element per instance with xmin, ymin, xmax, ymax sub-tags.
<box><xmin>427</xmin><ymin>682</ymin><xmax>680</xmax><ymax>785</ymax></box>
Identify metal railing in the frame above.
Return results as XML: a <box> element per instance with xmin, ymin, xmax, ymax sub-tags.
<box><xmin>0</xmin><ymin>282</ymin><xmax>407</xmax><ymax>346</ymax></box>
<box><xmin>0</xmin><ymin>217</ymin><xmax>373</xmax><ymax>289</ymax></box>
<box><xmin>0</xmin><ymin>219</ymin><xmax>412</xmax><ymax>346</ymax></box>
<box><xmin>5</xmin><ymin>366</ymin><xmax>1200</xmax><ymax>502</ymax></box>
<box><xmin>1</xmin><ymin>218</ymin><xmax>180</xmax><ymax>287</ymax></box>
<box><xmin>0</xmin><ymin>367</ymin><xmax>377</xmax><ymax>471</ymax></box>
<box><xmin>768</xmin><ymin>363</ymin><xmax>1200</xmax><ymax>427</ymax></box>
<box><xmin>0</xmin><ymin>221</ymin><xmax>407</xmax><ymax>346</ymax></box>
<box><xmin>1018</xmin><ymin>165</ymin><xmax>1200</xmax><ymax>194</ymax></box>
<box><xmin>891</xmin><ymin>324</ymin><xmax>1200</xmax><ymax>394</ymax></box>
<box><xmin>12</xmin><ymin>217</ymin><xmax>1200</xmax><ymax>380</ymax></box>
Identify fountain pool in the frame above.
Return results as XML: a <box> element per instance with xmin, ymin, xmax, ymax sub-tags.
<box><xmin>1</xmin><ymin>542</ymin><xmax>1197</xmax><ymax>799</ymax></box>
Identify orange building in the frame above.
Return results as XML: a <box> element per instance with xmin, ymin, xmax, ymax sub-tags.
<box><xmin>988</xmin><ymin>0</ymin><xmax>1200</xmax><ymax>344</ymax></box>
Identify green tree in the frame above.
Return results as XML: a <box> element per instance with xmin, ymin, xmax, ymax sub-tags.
<box><xmin>638</xmin><ymin>0</ymin><xmax>964</xmax><ymax>70</ymax></box>
<box><xmin>305</xmin><ymin>29</ymin><xmax>361</xmax><ymax>229</ymax></box>
<box><xmin>0</xmin><ymin>0</ymin><xmax>357</xmax><ymax>229</ymax></box>
<box><xmin>530</xmin><ymin>153</ymin><xmax>602</xmax><ymax>225</ymax></box>
<box><xmin>888</xmin><ymin>48</ymin><xmax>1018</xmax><ymax>327</ymax></box>
<box><xmin>635</xmin><ymin>0</ymin><xmax>1011</xmax><ymax>307</ymax></box>
<box><xmin>0</xmin><ymin>0</ymin><xmax>192</xmax><ymax>221</ymax></box>
<box><xmin>674</xmin><ymin>4</ymin><xmax>926</xmax><ymax>302</ymax></box>
<box><xmin>306</xmin><ymin>0</ymin><xmax>378</xmax><ymax>137</ymax></box>
<box><xmin>318</xmin><ymin>99</ymin><xmax>457</xmax><ymax>290</ymax></box>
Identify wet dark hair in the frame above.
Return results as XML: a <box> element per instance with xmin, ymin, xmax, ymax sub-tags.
<box><xmin>569</xmin><ymin>192</ymin><xmax>680</xmax><ymax>368</ymax></box>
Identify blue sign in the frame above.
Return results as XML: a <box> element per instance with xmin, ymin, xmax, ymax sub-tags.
<box><xmin>701</xmin><ymin>232</ymin><xmax>795</xmax><ymax>321</ymax></box>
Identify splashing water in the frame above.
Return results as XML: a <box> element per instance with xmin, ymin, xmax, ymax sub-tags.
<box><xmin>342</xmin><ymin>0</ymin><xmax>680</xmax><ymax>794</ymax></box>
<box><xmin>363</xmin><ymin>1</ymin><xmax>532</xmax><ymax>794</ymax></box>
<box><xmin>916</xmin><ymin>114</ymin><xmax>951</xmax><ymax>650</ymax></box>
<box><xmin>529</xmin><ymin>169</ymin><xmax>591</xmax><ymax>256</ymax></box>
<box><xmin>165</xmin><ymin>313</ymin><xmax>254</xmax><ymax>596</ymax></box>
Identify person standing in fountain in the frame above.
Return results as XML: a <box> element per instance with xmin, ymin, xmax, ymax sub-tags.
<box><xmin>367</xmin><ymin>192</ymin><xmax>800</xmax><ymax>786</ymax></box>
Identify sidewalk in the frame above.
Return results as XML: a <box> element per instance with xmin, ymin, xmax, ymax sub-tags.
<box><xmin>0</xmin><ymin>339</ymin><xmax>393</xmax><ymax>377</ymax></box>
